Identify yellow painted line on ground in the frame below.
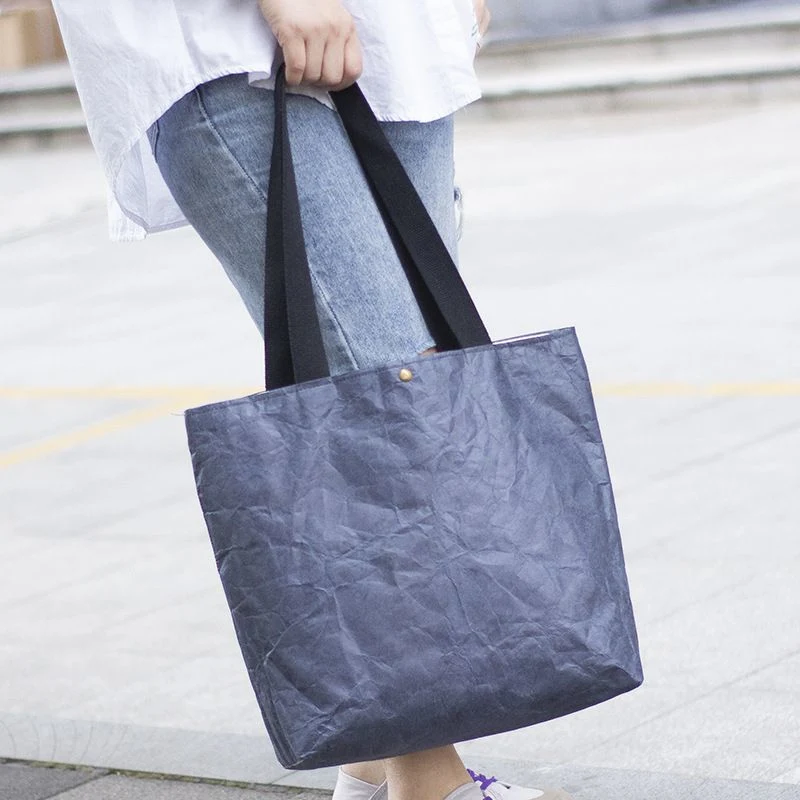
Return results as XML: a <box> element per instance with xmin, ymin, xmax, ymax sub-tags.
<box><xmin>1</xmin><ymin>383</ymin><xmax>800</xmax><ymax>400</ymax></box>
<box><xmin>597</xmin><ymin>382</ymin><xmax>800</xmax><ymax>397</ymax></box>
<box><xmin>0</xmin><ymin>401</ymin><xmax>181</xmax><ymax>470</ymax></box>
<box><xmin>0</xmin><ymin>386</ymin><xmax>259</xmax><ymax>401</ymax></box>
<box><xmin>0</xmin><ymin>382</ymin><xmax>797</xmax><ymax>470</ymax></box>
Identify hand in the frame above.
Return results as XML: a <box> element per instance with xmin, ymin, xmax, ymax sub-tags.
<box><xmin>258</xmin><ymin>0</ymin><xmax>363</xmax><ymax>90</ymax></box>
<box><xmin>473</xmin><ymin>0</ymin><xmax>491</xmax><ymax>51</ymax></box>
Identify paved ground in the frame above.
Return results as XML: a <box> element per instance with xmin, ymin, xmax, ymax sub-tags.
<box><xmin>0</xmin><ymin>96</ymin><xmax>799</xmax><ymax>799</ymax></box>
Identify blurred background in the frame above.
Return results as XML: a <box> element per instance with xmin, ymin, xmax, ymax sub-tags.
<box><xmin>0</xmin><ymin>0</ymin><xmax>795</xmax><ymax>66</ymax></box>
<box><xmin>493</xmin><ymin>0</ymin><xmax>795</xmax><ymax>39</ymax></box>
<box><xmin>1</xmin><ymin>2</ymin><xmax>799</xmax><ymax>799</ymax></box>
<box><xmin>0</xmin><ymin>1</ymin><xmax>64</xmax><ymax>72</ymax></box>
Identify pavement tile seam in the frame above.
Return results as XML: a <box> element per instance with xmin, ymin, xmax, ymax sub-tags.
<box><xmin>45</xmin><ymin>776</ymin><xmax>106</xmax><ymax>799</ymax></box>
<box><xmin>569</xmin><ymin>643</ymin><xmax>800</xmax><ymax>766</ymax></box>
<box><xmin>0</xmin><ymin>758</ymin><xmax>332</xmax><ymax>799</ymax></box>
<box><xmin>629</xmin><ymin>573</ymin><xmax>758</xmax><ymax>629</ymax></box>
<box><xmin>773</xmin><ymin>767</ymin><xmax>800</xmax><ymax>785</ymax></box>
<box><xmin>568</xmin><ymin>651</ymin><xmax>797</xmax><ymax>767</ymax></box>
<box><xmin>9</xmin><ymin>754</ymin><xmax>800</xmax><ymax>797</ymax></box>
<box><xmin>0</xmin><ymin>758</ymin><xmax>110</xmax><ymax>799</ymax></box>
<box><xmin>51</xmin><ymin>770</ymin><xmax>332</xmax><ymax>799</ymax></box>
<box><xmin>3</xmin><ymin>729</ymin><xmax>800</xmax><ymax>795</ymax></box>
<box><xmin>0</xmin><ymin>206</ymin><xmax>103</xmax><ymax>249</ymax></box>
<box><xmin>622</xmin><ymin>415</ymin><xmax>800</xmax><ymax>493</ymax></box>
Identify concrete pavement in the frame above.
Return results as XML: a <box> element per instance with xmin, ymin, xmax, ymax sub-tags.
<box><xmin>0</xmin><ymin>97</ymin><xmax>799</xmax><ymax>798</ymax></box>
<box><xmin>4</xmin><ymin>758</ymin><xmax>800</xmax><ymax>800</ymax></box>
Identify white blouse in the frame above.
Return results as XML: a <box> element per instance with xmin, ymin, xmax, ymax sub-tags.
<box><xmin>51</xmin><ymin>0</ymin><xmax>482</xmax><ymax>241</ymax></box>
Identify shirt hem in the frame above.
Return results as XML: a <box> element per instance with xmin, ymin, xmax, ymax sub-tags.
<box><xmin>108</xmin><ymin>64</ymin><xmax>482</xmax><ymax>242</ymax></box>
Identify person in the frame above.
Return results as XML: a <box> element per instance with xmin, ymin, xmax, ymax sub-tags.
<box><xmin>50</xmin><ymin>1</ymin><xmax>573</xmax><ymax>799</ymax></box>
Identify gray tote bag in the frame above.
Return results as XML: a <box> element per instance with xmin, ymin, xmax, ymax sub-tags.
<box><xmin>185</xmin><ymin>65</ymin><xmax>643</xmax><ymax>771</ymax></box>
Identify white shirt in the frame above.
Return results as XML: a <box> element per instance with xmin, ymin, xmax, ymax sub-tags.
<box><xmin>51</xmin><ymin>1</ymin><xmax>482</xmax><ymax>242</ymax></box>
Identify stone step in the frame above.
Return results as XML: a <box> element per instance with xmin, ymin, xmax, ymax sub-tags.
<box><xmin>2</xmin><ymin>4</ymin><xmax>800</xmax><ymax>145</ymax></box>
<box><xmin>478</xmin><ymin>3</ymin><xmax>800</xmax><ymax>73</ymax></box>
<box><xmin>0</xmin><ymin>61</ymin><xmax>76</xmax><ymax>103</ymax></box>
<box><xmin>0</xmin><ymin>108</ymin><xmax>88</xmax><ymax>148</ymax></box>
<box><xmin>469</xmin><ymin>3</ymin><xmax>800</xmax><ymax>114</ymax></box>
<box><xmin>0</xmin><ymin>62</ymin><xmax>86</xmax><ymax>146</ymax></box>
<box><xmin>472</xmin><ymin>50</ymin><xmax>800</xmax><ymax>117</ymax></box>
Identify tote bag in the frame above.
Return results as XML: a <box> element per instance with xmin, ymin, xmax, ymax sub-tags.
<box><xmin>185</xmin><ymin>65</ymin><xmax>643</xmax><ymax>771</ymax></box>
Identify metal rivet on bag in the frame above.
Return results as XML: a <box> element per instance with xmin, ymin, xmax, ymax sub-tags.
<box><xmin>398</xmin><ymin>368</ymin><xmax>413</xmax><ymax>382</ymax></box>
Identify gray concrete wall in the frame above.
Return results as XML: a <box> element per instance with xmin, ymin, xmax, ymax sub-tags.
<box><xmin>488</xmin><ymin>0</ymin><xmax>800</xmax><ymax>39</ymax></box>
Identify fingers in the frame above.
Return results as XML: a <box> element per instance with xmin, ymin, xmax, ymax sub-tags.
<box><xmin>261</xmin><ymin>0</ymin><xmax>363</xmax><ymax>89</ymax></box>
<box><xmin>329</xmin><ymin>34</ymin><xmax>363</xmax><ymax>91</ymax></box>
<box><xmin>282</xmin><ymin>37</ymin><xmax>307</xmax><ymax>87</ymax></box>
<box><xmin>319</xmin><ymin>37</ymin><xmax>344</xmax><ymax>86</ymax></box>
<box><xmin>302</xmin><ymin>30</ymin><xmax>327</xmax><ymax>84</ymax></box>
<box><xmin>284</xmin><ymin>31</ymin><xmax>362</xmax><ymax>90</ymax></box>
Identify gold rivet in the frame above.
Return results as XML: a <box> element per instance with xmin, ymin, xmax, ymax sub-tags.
<box><xmin>398</xmin><ymin>368</ymin><xmax>413</xmax><ymax>382</ymax></box>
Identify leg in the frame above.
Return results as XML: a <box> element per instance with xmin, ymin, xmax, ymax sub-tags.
<box><xmin>337</xmin><ymin>748</ymin><xmax>472</xmax><ymax>800</ymax></box>
<box><xmin>147</xmin><ymin>73</ymin><xmax>455</xmax><ymax>375</ymax></box>
<box><xmin>383</xmin><ymin>746</ymin><xmax>473</xmax><ymax>800</ymax></box>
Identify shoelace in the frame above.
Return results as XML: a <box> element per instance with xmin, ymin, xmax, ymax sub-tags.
<box><xmin>468</xmin><ymin>768</ymin><xmax>499</xmax><ymax>794</ymax></box>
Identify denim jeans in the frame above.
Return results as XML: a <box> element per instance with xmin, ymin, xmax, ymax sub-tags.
<box><xmin>147</xmin><ymin>73</ymin><xmax>461</xmax><ymax>376</ymax></box>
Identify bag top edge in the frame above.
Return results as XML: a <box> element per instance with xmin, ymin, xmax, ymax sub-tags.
<box><xmin>184</xmin><ymin>326</ymin><xmax>578</xmax><ymax>418</ymax></box>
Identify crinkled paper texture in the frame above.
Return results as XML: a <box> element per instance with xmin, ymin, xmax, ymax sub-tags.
<box><xmin>185</xmin><ymin>327</ymin><xmax>643</xmax><ymax>769</ymax></box>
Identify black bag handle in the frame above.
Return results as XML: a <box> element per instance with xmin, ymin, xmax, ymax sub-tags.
<box><xmin>264</xmin><ymin>64</ymin><xmax>491</xmax><ymax>389</ymax></box>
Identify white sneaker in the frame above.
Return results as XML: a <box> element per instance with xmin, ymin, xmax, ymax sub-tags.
<box><xmin>467</xmin><ymin>769</ymin><xmax>574</xmax><ymax>800</ymax></box>
<box><xmin>331</xmin><ymin>766</ymin><xmax>573</xmax><ymax>800</ymax></box>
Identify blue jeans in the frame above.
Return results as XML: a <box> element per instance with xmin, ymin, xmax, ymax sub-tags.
<box><xmin>147</xmin><ymin>73</ymin><xmax>460</xmax><ymax>375</ymax></box>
